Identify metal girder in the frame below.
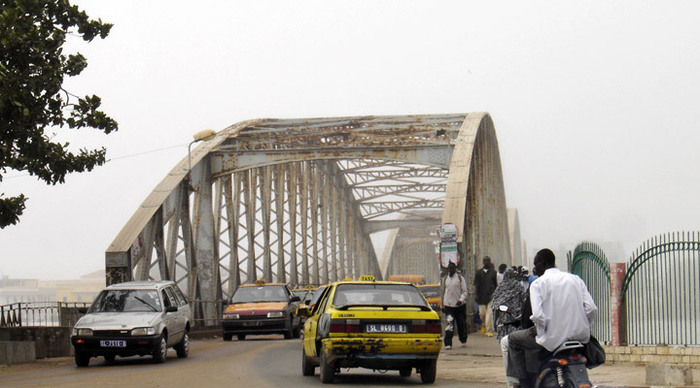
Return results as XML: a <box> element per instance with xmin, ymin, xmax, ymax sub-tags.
<box><xmin>106</xmin><ymin>113</ymin><xmax>514</xmax><ymax>327</ymax></box>
<box><xmin>364</xmin><ymin>218</ymin><xmax>441</xmax><ymax>234</ymax></box>
<box><xmin>210</xmin><ymin>146</ymin><xmax>453</xmax><ymax>177</ymax></box>
<box><xmin>359</xmin><ymin>200</ymin><xmax>445</xmax><ymax>219</ymax></box>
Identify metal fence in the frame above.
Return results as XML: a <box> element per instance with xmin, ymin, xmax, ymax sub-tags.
<box><xmin>0</xmin><ymin>302</ymin><xmax>90</xmax><ymax>328</ymax></box>
<box><xmin>0</xmin><ymin>300</ymin><xmax>221</xmax><ymax>330</ymax></box>
<box><xmin>568</xmin><ymin>241</ymin><xmax>611</xmax><ymax>344</ymax></box>
<box><xmin>621</xmin><ymin>231</ymin><xmax>700</xmax><ymax>346</ymax></box>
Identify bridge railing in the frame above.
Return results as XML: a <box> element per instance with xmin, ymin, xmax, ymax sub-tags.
<box><xmin>0</xmin><ymin>300</ymin><xmax>225</xmax><ymax>329</ymax></box>
<box><xmin>190</xmin><ymin>299</ymin><xmax>223</xmax><ymax>328</ymax></box>
<box><xmin>0</xmin><ymin>302</ymin><xmax>90</xmax><ymax>328</ymax></box>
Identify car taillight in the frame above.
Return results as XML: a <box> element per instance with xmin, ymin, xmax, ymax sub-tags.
<box><xmin>412</xmin><ymin>320</ymin><xmax>426</xmax><ymax>332</ymax></box>
<box><xmin>426</xmin><ymin>321</ymin><xmax>442</xmax><ymax>333</ymax></box>
<box><xmin>412</xmin><ymin>320</ymin><xmax>441</xmax><ymax>333</ymax></box>
<box><xmin>330</xmin><ymin>319</ymin><xmax>360</xmax><ymax>333</ymax></box>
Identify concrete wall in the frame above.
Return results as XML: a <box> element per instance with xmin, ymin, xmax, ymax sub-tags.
<box><xmin>0</xmin><ymin>327</ymin><xmax>72</xmax><ymax>360</ymax></box>
<box><xmin>0</xmin><ymin>341</ymin><xmax>36</xmax><ymax>365</ymax></box>
<box><xmin>604</xmin><ymin>343</ymin><xmax>700</xmax><ymax>383</ymax></box>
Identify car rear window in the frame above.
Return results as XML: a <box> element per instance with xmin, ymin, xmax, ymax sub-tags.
<box><xmin>333</xmin><ymin>284</ymin><xmax>428</xmax><ymax>308</ymax></box>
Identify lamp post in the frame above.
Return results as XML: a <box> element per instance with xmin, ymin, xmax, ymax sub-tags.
<box><xmin>187</xmin><ymin>129</ymin><xmax>217</xmax><ymax>174</ymax></box>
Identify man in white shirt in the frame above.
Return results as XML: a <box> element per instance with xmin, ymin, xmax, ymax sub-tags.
<box><xmin>506</xmin><ymin>248</ymin><xmax>597</xmax><ymax>387</ymax></box>
<box><xmin>440</xmin><ymin>262</ymin><xmax>468</xmax><ymax>349</ymax></box>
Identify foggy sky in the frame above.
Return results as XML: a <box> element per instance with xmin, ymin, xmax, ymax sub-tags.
<box><xmin>2</xmin><ymin>1</ymin><xmax>699</xmax><ymax>280</ymax></box>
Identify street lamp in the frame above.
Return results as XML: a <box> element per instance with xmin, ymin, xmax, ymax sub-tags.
<box><xmin>188</xmin><ymin>129</ymin><xmax>217</xmax><ymax>174</ymax></box>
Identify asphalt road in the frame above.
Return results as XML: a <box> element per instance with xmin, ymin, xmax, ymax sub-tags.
<box><xmin>0</xmin><ymin>335</ymin><xmax>493</xmax><ymax>388</ymax></box>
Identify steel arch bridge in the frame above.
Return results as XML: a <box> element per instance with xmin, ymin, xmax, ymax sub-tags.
<box><xmin>106</xmin><ymin>112</ymin><xmax>511</xmax><ymax>324</ymax></box>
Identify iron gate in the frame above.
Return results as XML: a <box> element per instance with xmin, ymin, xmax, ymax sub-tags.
<box><xmin>568</xmin><ymin>242</ymin><xmax>611</xmax><ymax>343</ymax></box>
<box><xmin>621</xmin><ymin>231</ymin><xmax>700</xmax><ymax>345</ymax></box>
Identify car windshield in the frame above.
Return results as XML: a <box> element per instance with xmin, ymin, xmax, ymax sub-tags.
<box><xmin>419</xmin><ymin>286</ymin><xmax>441</xmax><ymax>298</ymax></box>
<box><xmin>333</xmin><ymin>284</ymin><xmax>428</xmax><ymax>308</ymax></box>
<box><xmin>231</xmin><ymin>285</ymin><xmax>288</xmax><ymax>303</ymax></box>
<box><xmin>89</xmin><ymin>290</ymin><xmax>161</xmax><ymax>313</ymax></box>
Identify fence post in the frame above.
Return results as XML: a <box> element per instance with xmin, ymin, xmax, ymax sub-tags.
<box><xmin>610</xmin><ymin>263</ymin><xmax>626</xmax><ymax>346</ymax></box>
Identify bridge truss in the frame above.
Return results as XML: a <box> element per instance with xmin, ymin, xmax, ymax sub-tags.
<box><xmin>106</xmin><ymin>113</ymin><xmax>511</xmax><ymax>325</ymax></box>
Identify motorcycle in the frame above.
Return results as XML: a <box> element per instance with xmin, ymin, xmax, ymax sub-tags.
<box><xmin>497</xmin><ymin>305</ymin><xmax>592</xmax><ymax>388</ymax></box>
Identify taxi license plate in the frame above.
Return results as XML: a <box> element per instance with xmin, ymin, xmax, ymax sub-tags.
<box><xmin>100</xmin><ymin>340</ymin><xmax>126</xmax><ymax>348</ymax></box>
<box><xmin>365</xmin><ymin>324</ymin><xmax>407</xmax><ymax>333</ymax></box>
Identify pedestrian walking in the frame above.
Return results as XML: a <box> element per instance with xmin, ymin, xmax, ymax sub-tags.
<box><xmin>497</xmin><ymin>263</ymin><xmax>508</xmax><ymax>284</ymax></box>
<box><xmin>440</xmin><ymin>262</ymin><xmax>468</xmax><ymax>349</ymax></box>
<box><xmin>474</xmin><ymin>256</ymin><xmax>498</xmax><ymax>336</ymax></box>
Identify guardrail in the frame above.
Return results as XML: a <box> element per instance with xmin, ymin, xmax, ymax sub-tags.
<box><xmin>1</xmin><ymin>300</ymin><xmax>223</xmax><ymax>329</ymax></box>
<box><xmin>0</xmin><ymin>302</ymin><xmax>90</xmax><ymax>328</ymax></box>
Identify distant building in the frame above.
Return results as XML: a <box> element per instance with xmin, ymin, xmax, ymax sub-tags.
<box><xmin>40</xmin><ymin>269</ymin><xmax>105</xmax><ymax>303</ymax></box>
<box><xmin>0</xmin><ymin>276</ymin><xmax>55</xmax><ymax>305</ymax></box>
<box><xmin>0</xmin><ymin>270</ymin><xmax>105</xmax><ymax>305</ymax></box>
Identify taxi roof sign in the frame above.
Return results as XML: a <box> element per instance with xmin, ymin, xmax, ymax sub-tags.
<box><xmin>358</xmin><ymin>275</ymin><xmax>376</xmax><ymax>282</ymax></box>
<box><xmin>254</xmin><ymin>279</ymin><xmax>266</xmax><ymax>286</ymax></box>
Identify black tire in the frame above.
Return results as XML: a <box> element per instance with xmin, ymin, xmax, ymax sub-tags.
<box><xmin>420</xmin><ymin>359</ymin><xmax>437</xmax><ymax>384</ymax></box>
<box><xmin>293</xmin><ymin>323</ymin><xmax>302</xmax><ymax>339</ymax></box>
<box><xmin>319</xmin><ymin>350</ymin><xmax>335</xmax><ymax>384</ymax></box>
<box><xmin>223</xmin><ymin>332</ymin><xmax>233</xmax><ymax>341</ymax></box>
<box><xmin>535</xmin><ymin>368</ymin><xmax>555</xmax><ymax>388</ymax></box>
<box><xmin>175</xmin><ymin>331</ymin><xmax>189</xmax><ymax>358</ymax></box>
<box><xmin>152</xmin><ymin>335</ymin><xmax>167</xmax><ymax>363</ymax></box>
<box><xmin>75</xmin><ymin>351</ymin><xmax>90</xmax><ymax>367</ymax></box>
<box><xmin>302</xmin><ymin>348</ymin><xmax>315</xmax><ymax>376</ymax></box>
<box><xmin>535</xmin><ymin>367</ymin><xmax>577</xmax><ymax>388</ymax></box>
<box><xmin>284</xmin><ymin>318</ymin><xmax>294</xmax><ymax>339</ymax></box>
<box><xmin>104</xmin><ymin>354</ymin><xmax>115</xmax><ymax>363</ymax></box>
<box><xmin>237</xmin><ymin>334</ymin><xmax>246</xmax><ymax>341</ymax></box>
<box><xmin>399</xmin><ymin>367</ymin><xmax>412</xmax><ymax>377</ymax></box>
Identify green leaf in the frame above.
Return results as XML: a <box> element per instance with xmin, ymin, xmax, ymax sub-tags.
<box><xmin>0</xmin><ymin>0</ymin><xmax>118</xmax><ymax>227</ymax></box>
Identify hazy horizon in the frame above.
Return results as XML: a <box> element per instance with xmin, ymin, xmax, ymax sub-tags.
<box><xmin>1</xmin><ymin>1</ymin><xmax>699</xmax><ymax>281</ymax></box>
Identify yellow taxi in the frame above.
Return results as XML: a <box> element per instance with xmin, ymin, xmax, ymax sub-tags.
<box><xmin>221</xmin><ymin>281</ymin><xmax>301</xmax><ymax>341</ymax></box>
<box><xmin>417</xmin><ymin>284</ymin><xmax>442</xmax><ymax>313</ymax></box>
<box><xmin>299</xmin><ymin>276</ymin><xmax>442</xmax><ymax>384</ymax></box>
<box><xmin>292</xmin><ymin>285</ymin><xmax>318</xmax><ymax>305</ymax></box>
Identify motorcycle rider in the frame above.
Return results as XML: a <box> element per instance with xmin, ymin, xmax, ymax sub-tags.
<box><xmin>506</xmin><ymin>248</ymin><xmax>597</xmax><ymax>387</ymax></box>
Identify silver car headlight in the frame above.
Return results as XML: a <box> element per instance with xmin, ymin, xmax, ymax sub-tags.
<box><xmin>223</xmin><ymin>313</ymin><xmax>240</xmax><ymax>319</ymax></box>
<box><xmin>267</xmin><ymin>311</ymin><xmax>284</xmax><ymax>318</ymax></box>
<box><xmin>131</xmin><ymin>327</ymin><xmax>156</xmax><ymax>336</ymax></box>
<box><xmin>73</xmin><ymin>328</ymin><xmax>93</xmax><ymax>336</ymax></box>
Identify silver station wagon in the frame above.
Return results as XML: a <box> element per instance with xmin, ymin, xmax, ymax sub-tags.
<box><xmin>71</xmin><ymin>280</ymin><xmax>191</xmax><ymax>366</ymax></box>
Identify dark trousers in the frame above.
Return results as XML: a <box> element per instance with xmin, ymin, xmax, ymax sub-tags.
<box><xmin>443</xmin><ymin>304</ymin><xmax>468</xmax><ymax>346</ymax></box>
<box><xmin>506</xmin><ymin>328</ymin><xmax>545</xmax><ymax>386</ymax></box>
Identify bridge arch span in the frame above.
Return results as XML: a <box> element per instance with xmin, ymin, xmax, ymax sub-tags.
<box><xmin>442</xmin><ymin>112</ymin><xmax>511</xmax><ymax>278</ymax></box>
<box><xmin>106</xmin><ymin>113</ymin><xmax>511</xmax><ymax>325</ymax></box>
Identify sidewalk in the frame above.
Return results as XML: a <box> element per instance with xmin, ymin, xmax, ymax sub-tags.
<box><xmin>436</xmin><ymin>332</ymin><xmax>653</xmax><ymax>387</ymax></box>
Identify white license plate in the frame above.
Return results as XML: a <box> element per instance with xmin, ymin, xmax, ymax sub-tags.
<box><xmin>100</xmin><ymin>340</ymin><xmax>126</xmax><ymax>347</ymax></box>
<box><xmin>365</xmin><ymin>324</ymin><xmax>407</xmax><ymax>333</ymax></box>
